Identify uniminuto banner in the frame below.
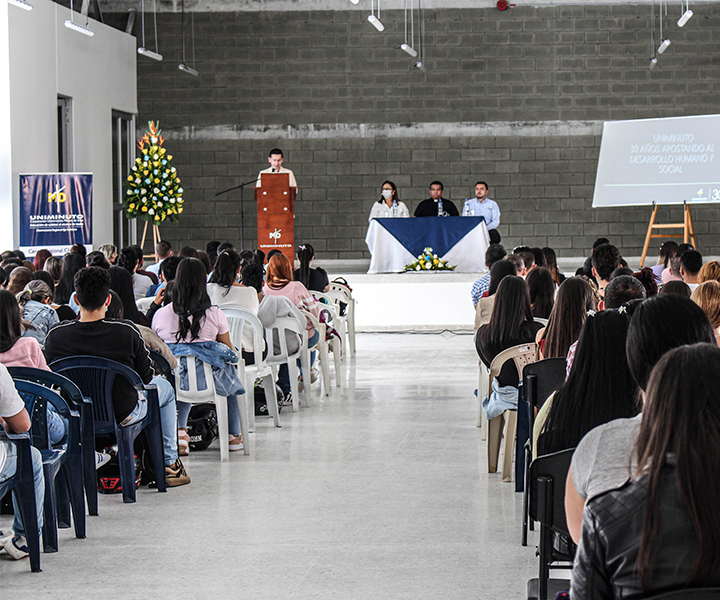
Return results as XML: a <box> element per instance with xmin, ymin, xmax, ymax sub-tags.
<box><xmin>19</xmin><ymin>173</ymin><xmax>93</xmax><ymax>257</ymax></box>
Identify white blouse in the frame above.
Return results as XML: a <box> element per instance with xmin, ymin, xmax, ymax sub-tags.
<box><xmin>368</xmin><ymin>200</ymin><xmax>410</xmax><ymax>222</ymax></box>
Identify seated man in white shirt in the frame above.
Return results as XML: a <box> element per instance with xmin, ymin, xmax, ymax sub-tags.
<box><xmin>146</xmin><ymin>241</ymin><xmax>173</xmax><ymax>277</ymax></box>
<box><xmin>462</xmin><ymin>181</ymin><xmax>501</xmax><ymax>244</ymax></box>
<box><xmin>255</xmin><ymin>148</ymin><xmax>297</xmax><ymax>188</ymax></box>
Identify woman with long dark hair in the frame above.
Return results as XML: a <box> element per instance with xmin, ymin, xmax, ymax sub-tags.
<box><xmin>368</xmin><ymin>180</ymin><xmax>409</xmax><ymax>221</ymax></box>
<box><xmin>152</xmin><ymin>258</ymin><xmax>243</xmax><ymax>455</ymax></box>
<box><xmin>54</xmin><ymin>252</ymin><xmax>85</xmax><ymax>305</ymax></box>
<box><xmin>108</xmin><ymin>267</ymin><xmax>148</xmax><ymax>327</ymax></box>
<box><xmin>293</xmin><ymin>244</ymin><xmax>329</xmax><ymax>293</ymax></box>
<box><xmin>653</xmin><ymin>240</ymin><xmax>678</xmax><ymax>283</ymax></box>
<box><xmin>536</xmin><ymin>277</ymin><xmax>595</xmax><ymax>359</ymax></box>
<box><xmin>526</xmin><ymin>266</ymin><xmax>555</xmax><ymax>320</ymax></box>
<box><xmin>571</xmin><ymin>343</ymin><xmax>720</xmax><ymax>597</ymax></box>
<box><xmin>476</xmin><ymin>276</ymin><xmax>542</xmax><ymax>418</ymax></box>
<box><xmin>33</xmin><ymin>249</ymin><xmax>52</xmax><ymax>272</ymax></box>
<box><xmin>542</xmin><ymin>247</ymin><xmax>565</xmax><ymax>286</ymax></box>
<box><xmin>474</xmin><ymin>259</ymin><xmax>517</xmax><ymax>331</ymax></box>
<box><xmin>535</xmin><ymin>309</ymin><xmax>640</xmax><ymax>456</ymax></box>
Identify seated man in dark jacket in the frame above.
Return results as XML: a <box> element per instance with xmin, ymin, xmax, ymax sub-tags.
<box><xmin>44</xmin><ymin>267</ymin><xmax>189</xmax><ymax>487</ymax></box>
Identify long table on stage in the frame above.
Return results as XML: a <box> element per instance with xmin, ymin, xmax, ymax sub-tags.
<box><xmin>365</xmin><ymin>216</ymin><xmax>490</xmax><ymax>274</ymax></box>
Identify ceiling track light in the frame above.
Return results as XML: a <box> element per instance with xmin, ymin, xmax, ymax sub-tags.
<box><xmin>367</xmin><ymin>14</ymin><xmax>384</xmax><ymax>31</ymax></box>
<box><xmin>415</xmin><ymin>60</ymin><xmax>426</xmax><ymax>72</ymax></box>
<box><xmin>65</xmin><ymin>19</ymin><xmax>94</xmax><ymax>35</ymax></box>
<box><xmin>400</xmin><ymin>43</ymin><xmax>417</xmax><ymax>57</ymax></box>
<box><xmin>678</xmin><ymin>9</ymin><xmax>693</xmax><ymax>27</ymax></box>
<box><xmin>178</xmin><ymin>64</ymin><xmax>198</xmax><ymax>76</ymax></box>
<box><xmin>138</xmin><ymin>47</ymin><xmax>162</xmax><ymax>60</ymax></box>
<box><xmin>658</xmin><ymin>38</ymin><xmax>671</xmax><ymax>53</ymax></box>
<box><xmin>8</xmin><ymin>0</ymin><xmax>33</xmax><ymax>11</ymax></box>
<box><xmin>179</xmin><ymin>0</ymin><xmax>198</xmax><ymax>75</ymax></box>
<box><xmin>650</xmin><ymin>57</ymin><xmax>658</xmax><ymax>69</ymax></box>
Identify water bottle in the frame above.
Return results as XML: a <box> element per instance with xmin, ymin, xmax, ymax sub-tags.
<box><xmin>437</xmin><ymin>198</ymin><xmax>444</xmax><ymax>217</ymax></box>
<box><xmin>392</xmin><ymin>198</ymin><xmax>398</xmax><ymax>217</ymax></box>
<box><xmin>462</xmin><ymin>199</ymin><xmax>470</xmax><ymax>217</ymax></box>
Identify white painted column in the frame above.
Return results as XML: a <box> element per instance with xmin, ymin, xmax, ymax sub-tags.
<box><xmin>0</xmin><ymin>2</ymin><xmax>13</xmax><ymax>247</ymax></box>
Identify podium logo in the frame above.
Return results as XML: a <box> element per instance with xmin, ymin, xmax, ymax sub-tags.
<box><xmin>269</xmin><ymin>228</ymin><xmax>282</xmax><ymax>241</ymax></box>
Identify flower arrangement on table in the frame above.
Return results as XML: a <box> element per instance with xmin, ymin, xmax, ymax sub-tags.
<box><xmin>403</xmin><ymin>247</ymin><xmax>456</xmax><ymax>272</ymax></box>
<box><xmin>123</xmin><ymin>121</ymin><xmax>184</xmax><ymax>223</ymax></box>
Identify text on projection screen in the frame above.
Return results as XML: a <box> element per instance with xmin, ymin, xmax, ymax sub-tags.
<box><xmin>593</xmin><ymin>114</ymin><xmax>720</xmax><ymax>208</ymax></box>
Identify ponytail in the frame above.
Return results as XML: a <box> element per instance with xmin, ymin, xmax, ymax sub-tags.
<box><xmin>296</xmin><ymin>243</ymin><xmax>315</xmax><ymax>289</ymax></box>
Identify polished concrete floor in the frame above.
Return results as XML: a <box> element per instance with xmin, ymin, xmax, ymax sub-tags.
<box><xmin>0</xmin><ymin>332</ymin><xmax>538</xmax><ymax>599</ymax></box>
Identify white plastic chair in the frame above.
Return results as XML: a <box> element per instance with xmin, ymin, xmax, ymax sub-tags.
<box><xmin>328</xmin><ymin>283</ymin><xmax>356</xmax><ymax>356</ymax></box>
<box><xmin>136</xmin><ymin>297</ymin><xmax>155</xmax><ymax>312</ymax></box>
<box><xmin>173</xmin><ymin>356</ymin><xmax>250</xmax><ymax>461</ymax></box>
<box><xmin>264</xmin><ymin>317</ymin><xmax>310</xmax><ymax>412</ymax></box>
<box><xmin>484</xmin><ymin>343</ymin><xmax>537</xmax><ymax>482</ymax></box>
<box><xmin>313</xmin><ymin>302</ymin><xmax>344</xmax><ymax>389</ymax></box>
<box><xmin>314</xmin><ymin>291</ymin><xmax>349</xmax><ymax>359</ymax></box>
<box><xmin>220</xmin><ymin>306</ymin><xmax>281</xmax><ymax>431</ymax></box>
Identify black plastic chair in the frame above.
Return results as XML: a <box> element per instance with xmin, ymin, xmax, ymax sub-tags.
<box><xmin>14</xmin><ymin>379</ymin><xmax>86</xmax><ymax>553</ymax></box>
<box><xmin>7</xmin><ymin>366</ymin><xmax>98</xmax><ymax>517</ymax></box>
<box><xmin>519</xmin><ymin>357</ymin><xmax>566</xmax><ymax>545</ymax></box>
<box><xmin>50</xmin><ymin>356</ymin><xmax>167</xmax><ymax>503</ymax></box>
<box><xmin>645</xmin><ymin>589</ymin><xmax>720</xmax><ymax>599</ymax></box>
<box><xmin>527</xmin><ymin>447</ymin><xmax>575</xmax><ymax>600</ymax></box>
<box><xmin>0</xmin><ymin>426</ymin><xmax>41</xmax><ymax>572</ymax></box>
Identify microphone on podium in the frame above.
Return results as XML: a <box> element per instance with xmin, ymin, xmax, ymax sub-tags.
<box><xmin>271</xmin><ymin>168</ymin><xmax>276</xmax><ymax>172</ymax></box>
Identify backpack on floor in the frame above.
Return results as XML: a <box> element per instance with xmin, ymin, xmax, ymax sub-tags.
<box><xmin>187</xmin><ymin>404</ymin><xmax>218</xmax><ymax>451</ymax></box>
<box><xmin>254</xmin><ymin>380</ymin><xmax>285</xmax><ymax>416</ymax></box>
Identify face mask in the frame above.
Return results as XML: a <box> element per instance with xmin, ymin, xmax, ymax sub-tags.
<box><xmin>382</xmin><ymin>189</ymin><xmax>393</xmax><ymax>199</ymax></box>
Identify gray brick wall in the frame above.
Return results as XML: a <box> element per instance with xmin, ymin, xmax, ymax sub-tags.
<box><xmin>104</xmin><ymin>4</ymin><xmax>720</xmax><ymax>259</ymax></box>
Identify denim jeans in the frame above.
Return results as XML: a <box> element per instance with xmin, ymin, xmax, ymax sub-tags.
<box><xmin>0</xmin><ymin>444</ymin><xmax>44</xmax><ymax>538</ymax></box>
<box><xmin>277</xmin><ymin>327</ymin><xmax>320</xmax><ymax>395</ymax></box>
<box><xmin>176</xmin><ymin>396</ymin><xmax>240</xmax><ymax>437</ymax></box>
<box><xmin>47</xmin><ymin>407</ymin><xmax>67</xmax><ymax>446</ymax></box>
<box><xmin>122</xmin><ymin>376</ymin><xmax>178</xmax><ymax>466</ymax></box>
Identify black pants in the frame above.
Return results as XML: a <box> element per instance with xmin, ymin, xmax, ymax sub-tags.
<box><xmin>488</xmin><ymin>228</ymin><xmax>501</xmax><ymax>245</ymax></box>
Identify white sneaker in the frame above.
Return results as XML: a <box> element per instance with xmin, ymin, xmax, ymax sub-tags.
<box><xmin>2</xmin><ymin>536</ymin><xmax>29</xmax><ymax>560</ymax></box>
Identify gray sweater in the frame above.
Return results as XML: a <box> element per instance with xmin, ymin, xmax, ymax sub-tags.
<box><xmin>257</xmin><ymin>294</ymin><xmax>305</xmax><ymax>355</ymax></box>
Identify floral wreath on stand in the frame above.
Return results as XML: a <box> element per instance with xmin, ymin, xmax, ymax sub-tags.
<box><xmin>123</xmin><ymin>121</ymin><xmax>184</xmax><ymax>224</ymax></box>
<box><xmin>403</xmin><ymin>247</ymin><xmax>456</xmax><ymax>272</ymax></box>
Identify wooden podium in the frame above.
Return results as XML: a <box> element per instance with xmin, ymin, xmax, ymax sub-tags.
<box><xmin>255</xmin><ymin>173</ymin><xmax>296</xmax><ymax>262</ymax></box>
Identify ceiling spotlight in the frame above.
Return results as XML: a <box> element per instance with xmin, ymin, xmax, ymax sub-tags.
<box><xmin>400</xmin><ymin>43</ymin><xmax>417</xmax><ymax>57</ymax></box>
<box><xmin>65</xmin><ymin>20</ymin><xmax>94</xmax><ymax>36</ymax></box>
<box><xmin>415</xmin><ymin>60</ymin><xmax>426</xmax><ymax>72</ymax></box>
<box><xmin>657</xmin><ymin>39</ymin><xmax>671</xmax><ymax>54</ymax></box>
<box><xmin>349</xmin><ymin>0</ymin><xmax>359</xmax><ymax>4</ymax></box>
<box><xmin>179</xmin><ymin>64</ymin><xmax>199</xmax><ymax>76</ymax></box>
<box><xmin>678</xmin><ymin>9</ymin><xmax>693</xmax><ymax>27</ymax></box>
<box><xmin>138</xmin><ymin>47</ymin><xmax>163</xmax><ymax>61</ymax></box>
<box><xmin>649</xmin><ymin>57</ymin><xmax>658</xmax><ymax>69</ymax></box>
<box><xmin>367</xmin><ymin>14</ymin><xmax>384</xmax><ymax>31</ymax></box>
<box><xmin>8</xmin><ymin>0</ymin><xmax>33</xmax><ymax>10</ymax></box>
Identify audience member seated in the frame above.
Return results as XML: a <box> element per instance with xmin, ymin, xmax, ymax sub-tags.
<box><xmin>33</xmin><ymin>249</ymin><xmax>51</xmax><ymax>272</ymax></box>
<box><xmin>536</xmin><ymin>277</ymin><xmax>595</xmax><ymax>360</ymax></box>
<box><xmin>85</xmin><ymin>251</ymin><xmax>110</xmax><ymax>270</ymax></box>
<box><xmin>591</xmin><ymin>243</ymin><xmax>621</xmax><ymax>300</ymax></box>
<box><xmin>6</xmin><ymin>267</ymin><xmax>31</xmax><ymax>296</ymax></box>
<box><xmin>534</xmin><ymin>309</ymin><xmax>639</xmax><ymax>457</ymax></box>
<box><xmin>205</xmin><ymin>241</ymin><xmax>221</xmax><ymax>267</ymax></box>
<box><xmin>576</xmin><ymin>237</ymin><xmax>609</xmax><ymax>281</ymax></box>
<box><xmin>197</xmin><ymin>251</ymin><xmax>212</xmax><ymax>275</ymax></box>
<box><xmin>526</xmin><ymin>267</ymin><xmax>554</xmax><ymax>320</ymax></box>
<box><xmin>263</xmin><ymin>253</ymin><xmax>320</xmax><ymax>398</ymax></box>
<box><xmin>0</xmin><ymin>290</ymin><xmax>49</xmax><ymax>369</ymax></box>
<box><xmin>293</xmin><ymin>244</ymin><xmax>329</xmax><ymax>293</ymax></box>
<box><xmin>691</xmin><ymin>280</ymin><xmax>720</xmax><ymax>347</ymax></box>
<box><xmin>118</xmin><ymin>247</ymin><xmax>153</xmax><ymax>301</ymax></box>
<box><xmin>43</xmin><ymin>255</ymin><xmax>62</xmax><ymax>285</ymax></box>
<box><xmin>504</xmin><ymin>253</ymin><xmax>525</xmax><ymax>277</ymax></box>
<box><xmin>658</xmin><ymin>279</ymin><xmax>691</xmax><ymax>297</ymax></box>
<box><xmin>680</xmin><ymin>249</ymin><xmax>703</xmax><ymax>292</ymax></box>
<box><xmin>128</xmin><ymin>245</ymin><xmax>158</xmax><ymax>285</ymax></box>
<box><xmin>661</xmin><ymin>242</ymin><xmax>693</xmax><ymax>284</ymax></box>
<box><xmin>368</xmin><ymin>180</ymin><xmax>410</xmax><ymax>221</ymax></box>
<box><xmin>602</xmin><ymin>274</ymin><xmax>646</xmax><ymax>310</ymax></box>
<box><xmin>476</xmin><ymin>276</ymin><xmax>542</xmax><ymax>419</ymax></box>
<box><xmin>16</xmin><ymin>281</ymin><xmax>58</xmax><ymax>345</ymax></box>
<box><xmin>207</xmin><ymin>249</ymin><xmax>259</xmax><ymax>354</ymax></box>
<box><xmin>98</xmin><ymin>244</ymin><xmax>118</xmax><ymax>265</ymax></box>
<box><xmin>474</xmin><ymin>260</ymin><xmax>517</xmax><ymax>332</ymax></box>
<box><xmin>517</xmin><ymin>250</ymin><xmax>535</xmax><ymax>275</ymax></box>
<box><xmin>529</xmin><ymin>247</ymin><xmax>547</xmax><ymax>270</ymax></box>
<box><xmin>610</xmin><ymin>266</ymin><xmax>633</xmax><ymax>279</ymax></box>
<box><xmin>178</xmin><ymin>246</ymin><xmax>199</xmax><ymax>259</ymax></box>
<box><xmin>0</xmin><ymin>363</ymin><xmax>44</xmax><ymax>560</ymax></box>
<box><xmin>54</xmin><ymin>253</ymin><xmax>85</xmax><ymax>307</ymax></box>
<box><xmin>631</xmin><ymin>266</ymin><xmax>658</xmax><ymax>298</ymax></box>
<box><xmin>571</xmin><ymin>343</ymin><xmax>720</xmax><ymax>598</ymax></box>
<box><xmin>152</xmin><ymin>258</ymin><xmax>244</xmax><ymax>456</ymax></box>
<box><xmin>542</xmin><ymin>247</ymin><xmax>565</xmax><ymax>285</ymax></box>
<box><xmin>145</xmin><ymin>256</ymin><xmax>184</xmax><ymax>323</ymax></box>
<box><xmin>565</xmin><ymin>294</ymin><xmax>715</xmax><ymax>544</ymax></box>
<box><xmin>147</xmin><ymin>241</ymin><xmax>173</xmax><ymax>277</ymax></box>
<box><xmin>44</xmin><ymin>267</ymin><xmax>190</xmax><ymax>486</ymax></box>
<box><xmin>699</xmin><ymin>259</ymin><xmax>720</xmax><ymax>284</ymax></box>
<box><xmin>109</xmin><ymin>266</ymin><xmax>148</xmax><ymax>327</ymax></box>
<box><xmin>470</xmin><ymin>244</ymin><xmax>507</xmax><ymax>307</ymax></box>
<box><xmin>651</xmin><ymin>241</ymin><xmax>678</xmax><ymax>284</ymax></box>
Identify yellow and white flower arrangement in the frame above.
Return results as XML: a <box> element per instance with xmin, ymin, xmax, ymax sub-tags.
<box><xmin>403</xmin><ymin>247</ymin><xmax>456</xmax><ymax>272</ymax></box>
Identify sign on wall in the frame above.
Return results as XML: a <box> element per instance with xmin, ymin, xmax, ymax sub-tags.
<box><xmin>19</xmin><ymin>173</ymin><xmax>93</xmax><ymax>257</ymax></box>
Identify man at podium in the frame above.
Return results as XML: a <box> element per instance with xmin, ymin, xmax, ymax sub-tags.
<box><xmin>256</xmin><ymin>148</ymin><xmax>297</xmax><ymax>188</ymax></box>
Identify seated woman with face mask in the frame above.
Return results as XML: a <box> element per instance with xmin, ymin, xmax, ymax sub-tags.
<box><xmin>368</xmin><ymin>180</ymin><xmax>409</xmax><ymax>221</ymax></box>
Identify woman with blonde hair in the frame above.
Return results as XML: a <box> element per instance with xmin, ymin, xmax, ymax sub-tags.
<box><xmin>692</xmin><ymin>280</ymin><xmax>720</xmax><ymax>346</ymax></box>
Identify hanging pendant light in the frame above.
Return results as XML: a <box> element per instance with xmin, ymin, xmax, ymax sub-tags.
<box><xmin>138</xmin><ymin>0</ymin><xmax>163</xmax><ymax>61</ymax></box>
<box><xmin>367</xmin><ymin>0</ymin><xmax>384</xmax><ymax>31</ymax></box>
<box><xmin>400</xmin><ymin>0</ymin><xmax>417</xmax><ymax>57</ymax></box>
<box><xmin>178</xmin><ymin>0</ymin><xmax>199</xmax><ymax>76</ymax></box>
<box><xmin>65</xmin><ymin>0</ymin><xmax>94</xmax><ymax>36</ymax></box>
